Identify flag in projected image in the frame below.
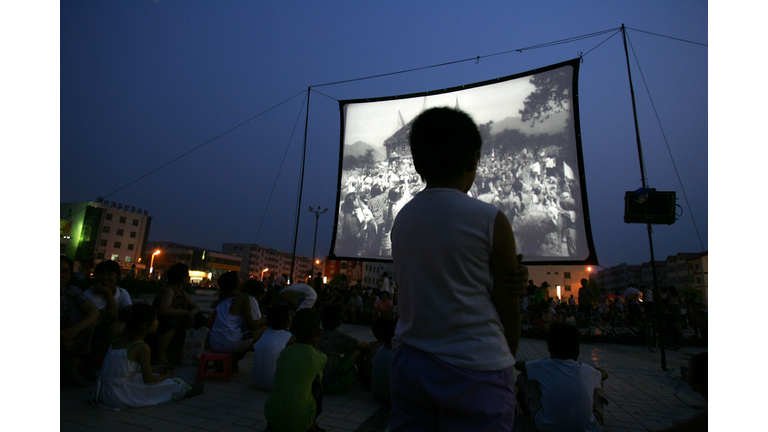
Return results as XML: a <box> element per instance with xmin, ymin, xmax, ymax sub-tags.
<box><xmin>331</xmin><ymin>59</ymin><xmax>597</xmax><ymax>265</ymax></box>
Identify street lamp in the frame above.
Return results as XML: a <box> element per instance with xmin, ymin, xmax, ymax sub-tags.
<box><xmin>308</xmin><ymin>206</ymin><xmax>328</xmax><ymax>275</ymax></box>
<box><xmin>149</xmin><ymin>250</ymin><xmax>160</xmax><ymax>277</ymax></box>
<box><xmin>261</xmin><ymin>267</ymin><xmax>269</xmax><ymax>281</ymax></box>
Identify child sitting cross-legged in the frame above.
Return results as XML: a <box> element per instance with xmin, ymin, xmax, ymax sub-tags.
<box><xmin>94</xmin><ymin>303</ymin><xmax>203</xmax><ymax>409</ymax></box>
<box><xmin>514</xmin><ymin>322</ymin><xmax>608</xmax><ymax>431</ymax></box>
<box><xmin>251</xmin><ymin>304</ymin><xmax>296</xmax><ymax>391</ymax></box>
<box><xmin>317</xmin><ymin>305</ymin><xmax>369</xmax><ymax>393</ymax></box>
<box><xmin>264</xmin><ymin>308</ymin><xmax>327</xmax><ymax>432</ymax></box>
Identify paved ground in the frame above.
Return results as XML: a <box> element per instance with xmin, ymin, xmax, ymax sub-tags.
<box><xmin>60</xmin><ymin>292</ymin><xmax>707</xmax><ymax>431</ymax></box>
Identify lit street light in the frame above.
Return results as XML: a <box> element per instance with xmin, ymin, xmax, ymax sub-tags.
<box><xmin>308</xmin><ymin>206</ymin><xmax>328</xmax><ymax>276</ymax></box>
<box><xmin>149</xmin><ymin>250</ymin><xmax>160</xmax><ymax>277</ymax></box>
<box><xmin>261</xmin><ymin>267</ymin><xmax>269</xmax><ymax>281</ymax></box>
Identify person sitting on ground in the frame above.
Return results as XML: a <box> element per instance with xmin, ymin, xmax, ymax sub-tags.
<box><xmin>264</xmin><ymin>308</ymin><xmax>327</xmax><ymax>432</ymax></box>
<box><xmin>514</xmin><ymin>322</ymin><xmax>608</xmax><ymax>431</ymax></box>
<box><xmin>61</xmin><ymin>255</ymin><xmax>100</xmax><ymax>387</ymax></box>
<box><xmin>150</xmin><ymin>263</ymin><xmax>202</xmax><ymax>365</ymax></box>
<box><xmin>251</xmin><ymin>305</ymin><xmax>295</xmax><ymax>391</ymax></box>
<box><xmin>689</xmin><ymin>301</ymin><xmax>707</xmax><ymax>339</ymax></box>
<box><xmin>280</xmin><ymin>282</ymin><xmax>319</xmax><ymax>313</ymax></box>
<box><xmin>243</xmin><ymin>279</ymin><xmax>268</xmax><ymax>328</ymax></box>
<box><xmin>94</xmin><ymin>303</ymin><xmax>203</xmax><ymax>408</ymax></box>
<box><xmin>317</xmin><ymin>305</ymin><xmax>368</xmax><ymax>393</ymax></box>
<box><xmin>343</xmin><ymin>287</ymin><xmax>364</xmax><ymax>323</ymax></box>
<box><xmin>371</xmin><ymin>290</ymin><xmax>394</xmax><ymax>321</ymax></box>
<box><xmin>364</xmin><ymin>319</ymin><xmax>397</xmax><ymax>404</ymax></box>
<box><xmin>82</xmin><ymin>260</ymin><xmax>134</xmax><ymax>361</ymax></box>
<box><xmin>208</xmin><ymin>271</ymin><xmax>263</xmax><ymax>372</ymax></box>
<box><xmin>653</xmin><ymin>352</ymin><xmax>707</xmax><ymax>432</ymax></box>
<box><xmin>329</xmin><ymin>288</ymin><xmax>344</xmax><ymax>308</ymax></box>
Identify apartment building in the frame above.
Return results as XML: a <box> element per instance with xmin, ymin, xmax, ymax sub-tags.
<box><xmin>221</xmin><ymin>243</ymin><xmax>312</xmax><ymax>283</ymax></box>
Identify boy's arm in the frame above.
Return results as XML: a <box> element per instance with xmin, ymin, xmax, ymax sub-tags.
<box><xmin>596</xmin><ymin>367</ymin><xmax>609</xmax><ymax>381</ymax></box>
<box><xmin>491</xmin><ymin>211</ymin><xmax>522</xmax><ymax>357</ymax></box>
<box><xmin>514</xmin><ymin>360</ymin><xmax>528</xmax><ymax>375</ymax></box>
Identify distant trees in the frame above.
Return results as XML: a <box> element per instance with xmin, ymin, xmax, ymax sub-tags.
<box><xmin>343</xmin><ymin>148</ymin><xmax>377</xmax><ymax>169</ymax></box>
<box><xmin>519</xmin><ymin>68</ymin><xmax>572</xmax><ymax>126</ymax></box>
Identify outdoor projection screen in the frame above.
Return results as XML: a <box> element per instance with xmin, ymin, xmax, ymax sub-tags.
<box><xmin>331</xmin><ymin>59</ymin><xmax>596</xmax><ymax>265</ymax></box>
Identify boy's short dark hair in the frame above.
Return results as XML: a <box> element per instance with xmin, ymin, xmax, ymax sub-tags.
<box><xmin>267</xmin><ymin>304</ymin><xmax>291</xmax><ymax>329</ymax></box>
<box><xmin>372</xmin><ymin>319</ymin><xmax>397</xmax><ymax>343</ymax></box>
<box><xmin>167</xmin><ymin>263</ymin><xmax>189</xmax><ymax>285</ymax></box>
<box><xmin>94</xmin><ymin>260</ymin><xmax>121</xmax><ymax>277</ymax></box>
<box><xmin>547</xmin><ymin>322</ymin><xmax>580</xmax><ymax>360</ymax></box>
<box><xmin>61</xmin><ymin>255</ymin><xmax>74</xmax><ymax>273</ymax></box>
<box><xmin>218</xmin><ymin>271</ymin><xmax>240</xmax><ymax>292</ymax></box>
<box><xmin>321</xmin><ymin>304</ymin><xmax>343</xmax><ymax>331</ymax></box>
<box><xmin>243</xmin><ymin>279</ymin><xmax>266</xmax><ymax>298</ymax></box>
<box><xmin>409</xmin><ymin>107</ymin><xmax>482</xmax><ymax>183</ymax></box>
<box><xmin>291</xmin><ymin>309</ymin><xmax>321</xmax><ymax>341</ymax></box>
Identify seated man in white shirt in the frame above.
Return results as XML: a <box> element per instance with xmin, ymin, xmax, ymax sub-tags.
<box><xmin>279</xmin><ymin>282</ymin><xmax>318</xmax><ymax>313</ymax></box>
<box><xmin>515</xmin><ymin>322</ymin><xmax>608</xmax><ymax>431</ymax></box>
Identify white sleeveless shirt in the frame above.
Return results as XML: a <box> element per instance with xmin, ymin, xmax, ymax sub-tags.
<box><xmin>391</xmin><ymin>188</ymin><xmax>515</xmax><ymax>371</ymax></box>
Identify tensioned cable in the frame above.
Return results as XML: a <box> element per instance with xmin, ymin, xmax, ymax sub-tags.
<box><xmin>309</xmin><ymin>88</ymin><xmax>339</xmax><ymax>102</ymax></box>
<box><xmin>626</xmin><ymin>31</ymin><xmax>706</xmax><ymax>251</ymax></box>
<box><xmin>579</xmin><ymin>29</ymin><xmax>622</xmax><ymax>58</ymax></box>
<box><xmin>310</xmin><ymin>27</ymin><xmax>621</xmax><ymax>88</ymax></box>
<box><xmin>254</xmin><ymin>90</ymin><xmax>309</xmax><ymax>244</ymax></box>
<box><xmin>102</xmin><ymin>89</ymin><xmax>307</xmax><ymax>200</ymax></box>
<box><xmin>626</xmin><ymin>27</ymin><xmax>707</xmax><ymax>47</ymax></box>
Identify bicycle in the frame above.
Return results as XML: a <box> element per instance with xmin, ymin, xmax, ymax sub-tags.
<box><xmin>579</xmin><ymin>316</ymin><xmax>642</xmax><ymax>345</ymax></box>
<box><xmin>644</xmin><ymin>313</ymin><xmax>684</xmax><ymax>352</ymax></box>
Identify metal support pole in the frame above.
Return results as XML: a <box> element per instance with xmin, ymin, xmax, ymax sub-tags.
<box><xmin>621</xmin><ymin>24</ymin><xmax>666</xmax><ymax>370</ymax></box>
<box><xmin>290</xmin><ymin>88</ymin><xmax>311</xmax><ymax>284</ymax></box>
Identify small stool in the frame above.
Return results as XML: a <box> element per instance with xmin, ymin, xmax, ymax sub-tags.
<box><xmin>195</xmin><ymin>351</ymin><xmax>232</xmax><ymax>382</ymax></box>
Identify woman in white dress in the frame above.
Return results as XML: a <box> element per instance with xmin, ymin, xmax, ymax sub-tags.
<box><xmin>94</xmin><ymin>304</ymin><xmax>203</xmax><ymax>408</ymax></box>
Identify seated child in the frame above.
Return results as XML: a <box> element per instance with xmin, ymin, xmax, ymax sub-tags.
<box><xmin>363</xmin><ymin>319</ymin><xmax>397</xmax><ymax>404</ymax></box>
<box><xmin>94</xmin><ymin>304</ymin><xmax>203</xmax><ymax>408</ymax></box>
<box><xmin>317</xmin><ymin>305</ymin><xmax>368</xmax><ymax>393</ymax></box>
<box><xmin>81</xmin><ymin>260</ymin><xmax>133</xmax><ymax>360</ymax></box>
<box><xmin>243</xmin><ymin>279</ymin><xmax>268</xmax><ymax>328</ymax></box>
<box><xmin>209</xmin><ymin>271</ymin><xmax>262</xmax><ymax>372</ymax></box>
<box><xmin>371</xmin><ymin>291</ymin><xmax>394</xmax><ymax>321</ymax></box>
<box><xmin>251</xmin><ymin>305</ymin><xmax>296</xmax><ymax>391</ymax></box>
<box><xmin>515</xmin><ymin>322</ymin><xmax>608</xmax><ymax>431</ymax></box>
<box><xmin>60</xmin><ymin>255</ymin><xmax>99</xmax><ymax>386</ymax></box>
<box><xmin>264</xmin><ymin>309</ymin><xmax>327</xmax><ymax>432</ymax></box>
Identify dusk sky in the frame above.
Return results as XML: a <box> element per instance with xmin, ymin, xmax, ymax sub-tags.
<box><xmin>55</xmin><ymin>1</ymin><xmax>708</xmax><ymax>269</ymax></box>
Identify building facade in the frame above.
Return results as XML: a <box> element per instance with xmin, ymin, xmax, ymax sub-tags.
<box><xmin>145</xmin><ymin>241</ymin><xmax>241</xmax><ymax>284</ymax></box>
<box><xmin>527</xmin><ymin>265</ymin><xmax>594</xmax><ymax>302</ymax></box>
<box><xmin>221</xmin><ymin>243</ymin><xmax>312</xmax><ymax>283</ymax></box>
<box><xmin>321</xmin><ymin>258</ymin><xmax>396</xmax><ymax>290</ymax></box>
<box><xmin>594</xmin><ymin>251</ymin><xmax>708</xmax><ymax>303</ymax></box>
<box><xmin>61</xmin><ymin>200</ymin><xmax>152</xmax><ymax>274</ymax></box>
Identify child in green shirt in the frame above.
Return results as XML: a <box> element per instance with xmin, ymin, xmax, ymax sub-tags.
<box><xmin>264</xmin><ymin>308</ymin><xmax>327</xmax><ymax>432</ymax></box>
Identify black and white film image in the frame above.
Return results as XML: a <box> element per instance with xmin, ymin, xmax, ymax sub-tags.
<box><xmin>332</xmin><ymin>61</ymin><xmax>594</xmax><ymax>263</ymax></box>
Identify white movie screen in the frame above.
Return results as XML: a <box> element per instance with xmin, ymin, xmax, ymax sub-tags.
<box><xmin>331</xmin><ymin>59</ymin><xmax>596</xmax><ymax>264</ymax></box>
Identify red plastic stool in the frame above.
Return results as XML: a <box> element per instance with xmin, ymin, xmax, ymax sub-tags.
<box><xmin>195</xmin><ymin>351</ymin><xmax>232</xmax><ymax>382</ymax></box>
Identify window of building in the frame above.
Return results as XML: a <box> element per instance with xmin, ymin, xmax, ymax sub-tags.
<box><xmin>119</xmin><ymin>216</ymin><xmax>126</xmax><ymax>223</ymax></box>
<box><xmin>100</xmin><ymin>239</ymin><xmax>107</xmax><ymax>247</ymax></box>
<box><xmin>97</xmin><ymin>251</ymin><xmax>105</xmax><ymax>259</ymax></box>
<box><xmin>102</xmin><ymin>226</ymin><xmax>110</xmax><ymax>234</ymax></box>
<box><xmin>564</xmin><ymin>272</ymin><xmax>571</xmax><ymax>278</ymax></box>
<box><xmin>127</xmin><ymin>244</ymin><xmax>134</xmax><ymax>251</ymax></box>
<box><xmin>546</xmin><ymin>271</ymin><xmax>551</xmax><ymax>274</ymax></box>
<box><xmin>114</xmin><ymin>242</ymin><xmax>121</xmax><ymax>248</ymax></box>
<box><xmin>130</xmin><ymin>231</ymin><xmax>137</xmax><ymax>238</ymax></box>
<box><xmin>117</xmin><ymin>229</ymin><xmax>124</xmax><ymax>236</ymax></box>
<box><xmin>565</xmin><ymin>285</ymin><xmax>572</xmax><ymax>291</ymax></box>
<box><xmin>696</xmin><ymin>277</ymin><xmax>701</xmax><ymax>283</ymax></box>
<box><xmin>554</xmin><ymin>272</ymin><xmax>559</xmax><ymax>275</ymax></box>
<box><xmin>125</xmin><ymin>256</ymin><xmax>132</xmax><ymax>263</ymax></box>
<box><xmin>105</xmin><ymin>213</ymin><xmax>113</xmax><ymax>221</ymax></box>
<box><xmin>111</xmin><ymin>254</ymin><xmax>119</xmax><ymax>261</ymax></box>
<box><xmin>132</xmin><ymin>219</ymin><xmax>139</xmax><ymax>226</ymax></box>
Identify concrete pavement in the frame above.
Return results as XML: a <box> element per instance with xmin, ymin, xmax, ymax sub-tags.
<box><xmin>60</xmin><ymin>292</ymin><xmax>707</xmax><ymax>431</ymax></box>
